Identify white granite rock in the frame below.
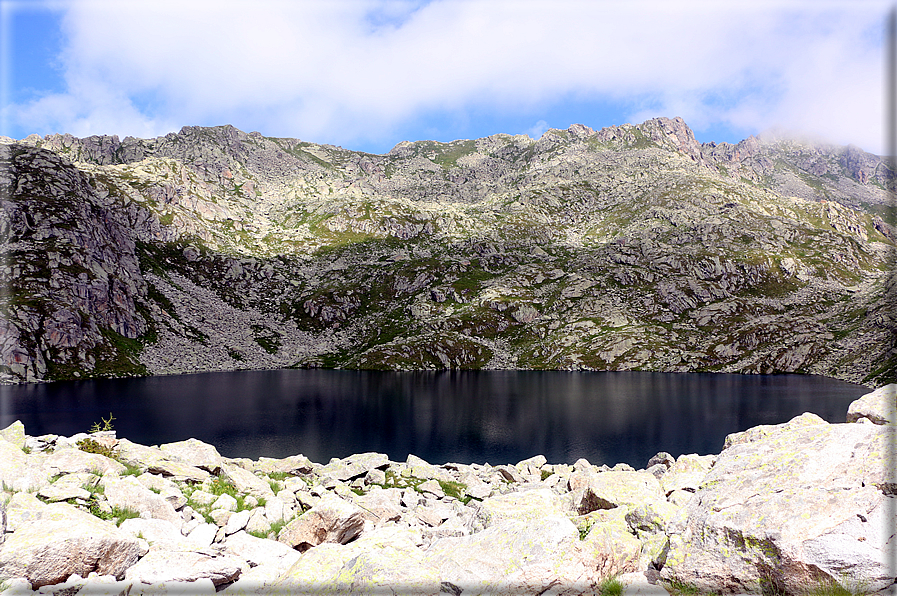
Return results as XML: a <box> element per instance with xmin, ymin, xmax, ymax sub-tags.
<box><xmin>847</xmin><ymin>383</ymin><xmax>896</xmax><ymax>425</ymax></box>
<box><xmin>277</xmin><ymin>494</ymin><xmax>365</xmax><ymax>552</ymax></box>
<box><xmin>0</xmin><ymin>500</ymin><xmax>141</xmax><ymax>589</ymax></box>
<box><xmin>101</xmin><ymin>476</ymin><xmax>181</xmax><ymax>525</ymax></box>
<box><xmin>661</xmin><ymin>414</ymin><xmax>896</xmax><ymax>594</ymax></box>
<box><xmin>159</xmin><ymin>438</ymin><xmax>225</xmax><ymax>474</ymax></box>
<box><xmin>123</xmin><ymin>548</ymin><xmax>243</xmax><ymax>587</ymax></box>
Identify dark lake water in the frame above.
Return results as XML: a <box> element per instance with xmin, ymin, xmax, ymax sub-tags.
<box><xmin>0</xmin><ymin>370</ymin><xmax>868</xmax><ymax>468</ymax></box>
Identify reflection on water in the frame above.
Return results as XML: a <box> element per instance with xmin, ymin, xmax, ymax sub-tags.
<box><xmin>0</xmin><ymin>370</ymin><xmax>867</xmax><ymax>467</ymax></box>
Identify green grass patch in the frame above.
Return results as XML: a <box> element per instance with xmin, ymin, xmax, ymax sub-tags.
<box><xmin>598</xmin><ymin>576</ymin><xmax>624</xmax><ymax>596</ymax></box>
<box><xmin>267</xmin><ymin>471</ymin><xmax>293</xmax><ymax>481</ymax></box>
<box><xmin>89</xmin><ymin>502</ymin><xmax>141</xmax><ymax>526</ymax></box>
<box><xmin>77</xmin><ymin>438</ymin><xmax>115</xmax><ymax>459</ymax></box>
<box><xmin>121</xmin><ymin>461</ymin><xmax>142</xmax><ymax>477</ymax></box>
<box><xmin>437</xmin><ymin>480</ymin><xmax>467</xmax><ymax>501</ymax></box>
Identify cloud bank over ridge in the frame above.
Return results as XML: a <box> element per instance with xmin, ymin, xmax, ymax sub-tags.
<box><xmin>2</xmin><ymin>0</ymin><xmax>891</xmax><ymax>154</ymax></box>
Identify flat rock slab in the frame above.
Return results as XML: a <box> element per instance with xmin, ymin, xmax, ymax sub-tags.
<box><xmin>119</xmin><ymin>518</ymin><xmax>188</xmax><ymax>547</ymax></box>
<box><xmin>423</xmin><ymin>514</ymin><xmax>590</xmax><ymax>594</ymax></box>
<box><xmin>318</xmin><ymin>452</ymin><xmax>389</xmax><ymax>481</ymax></box>
<box><xmin>124</xmin><ymin>548</ymin><xmax>243</xmax><ymax>586</ymax></box>
<box><xmin>586</xmin><ymin>470</ymin><xmax>664</xmax><ymax>509</ymax></box>
<box><xmin>102</xmin><ymin>476</ymin><xmax>182</xmax><ymax>525</ymax></box>
<box><xmin>0</xmin><ymin>437</ymin><xmax>49</xmax><ymax>492</ymax></box>
<box><xmin>661</xmin><ymin>414</ymin><xmax>897</xmax><ymax>594</ymax></box>
<box><xmin>221</xmin><ymin>463</ymin><xmax>274</xmax><ymax>498</ymax></box>
<box><xmin>473</xmin><ymin>487</ymin><xmax>565</xmax><ymax>529</ymax></box>
<box><xmin>37</xmin><ymin>475</ymin><xmax>92</xmax><ymax>502</ymax></box>
<box><xmin>159</xmin><ymin>438</ymin><xmax>224</xmax><ymax>474</ymax></box>
<box><xmin>0</xmin><ymin>500</ymin><xmax>141</xmax><ymax>588</ymax></box>
<box><xmin>43</xmin><ymin>447</ymin><xmax>125</xmax><ymax>477</ymax></box>
<box><xmin>272</xmin><ymin>525</ymin><xmax>433</xmax><ymax>593</ymax></box>
<box><xmin>256</xmin><ymin>454</ymin><xmax>314</xmax><ymax>475</ymax></box>
<box><xmin>659</xmin><ymin>454</ymin><xmax>715</xmax><ymax>495</ymax></box>
<box><xmin>223</xmin><ymin>530</ymin><xmax>302</xmax><ymax>571</ymax></box>
<box><xmin>114</xmin><ymin>439</ymin><xmax>210</xmax><ymax>482</ymax></box>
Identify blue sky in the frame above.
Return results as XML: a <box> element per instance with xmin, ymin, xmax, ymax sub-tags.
<box><xmin>1</xmin><ymin>0</ymin><xmax>893</xmax><ymax>155</ymax></box>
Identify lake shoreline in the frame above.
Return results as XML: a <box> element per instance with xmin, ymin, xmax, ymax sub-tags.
<box><xmin>0</xmin><ymin>384</ymin><xmax>894</xmax><ymax>595</ymax></box>
<box><xmin>0</xmin><ymin>369</ymin><xmax>869</xmax><ymax>467</ymax></box>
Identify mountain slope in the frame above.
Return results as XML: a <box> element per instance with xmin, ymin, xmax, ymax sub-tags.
<box><xmin>1</xmin><ymin>117</ymin><xmax>894</xmax><ymax>385</ymax></box>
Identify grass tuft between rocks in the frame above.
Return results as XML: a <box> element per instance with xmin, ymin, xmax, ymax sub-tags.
<box><xmin>598</xmin><ymin>576</ymin><xmax>624</xmax><ymax>596</ymax></box>
<box><xmin>76</xmin><ymin>437</ymin><xmax>114</xmax><ymax>459</ymax></box>
<box><xmin>662</xmin><ymin>579</ymin><xmax>717</xmax><ymax>596</ymax></box>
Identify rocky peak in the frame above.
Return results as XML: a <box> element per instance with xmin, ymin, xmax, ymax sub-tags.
<box><xmin>637</xmin><ymin>117</ymin><xmax>704</xmax><ymax>164</ymax></box>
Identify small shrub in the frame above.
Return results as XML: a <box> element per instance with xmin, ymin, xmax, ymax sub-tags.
<box><xmin>82</xmin><ymin>482</ymin><xmax>104</xmax><ymax>497</ymax></box>
<box><xmin>77</xmin><ymin>438</ymin><xmax>114</xmax><ymax>459</ymax></box>
<box><xmin>247</xmin><ymin>529</ymin><xmax>269</xmax><ymax>539</ymax></box>
<box><xmin>578</xmin><ymin>520</ymin><xmax>594</xmax><ymax>541</ymax></box>
<box><xmin>89</xmin><ymin>500</ymin><xmax>140</xmax><ymax>526</ymax></box>
<box><xmin>90</xmin><ymin>413</ymin><xmax>115</xmax><ymax>433</ymax></box>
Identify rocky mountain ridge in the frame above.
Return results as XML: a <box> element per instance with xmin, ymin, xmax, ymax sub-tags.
<box><xmin>0</xmin><ymin>117</ymin><xmax>894</xmax><ymax>384</ymax></box>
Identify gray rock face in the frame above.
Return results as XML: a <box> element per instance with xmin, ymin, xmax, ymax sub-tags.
<box><xmin>1</xmin><ymin>118</ymin><xmax>894</xmax><ymax>385</ymax></box>
<box><xmin>660</xmin><ymin>413</ymin><xmax>896</xmax><ymax>594</ymax></box>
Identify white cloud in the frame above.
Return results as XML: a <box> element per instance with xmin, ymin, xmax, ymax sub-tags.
<box><xmin>525</xmin><ymin>120</ymin><xmax>549</xmax><ymax>140</ymax></box>
<box><xmin>6</xmin><ymin>0</ymin><xmax>894</xmax><ymax>153</ymax></box>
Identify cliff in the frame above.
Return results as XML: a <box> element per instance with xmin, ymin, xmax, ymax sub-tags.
<box><xmin>1</xmin><ymin>117</ymin><xmax>894</xmax><ymax>385</ymax></box>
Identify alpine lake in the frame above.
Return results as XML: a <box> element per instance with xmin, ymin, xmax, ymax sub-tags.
<box><xmin>0</xmin><ymin>370</ymin><xmax>869</xmax><ymax>468</ymax></box>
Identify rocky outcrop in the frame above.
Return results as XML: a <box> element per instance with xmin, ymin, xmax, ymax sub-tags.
<box><xmin>1</xmin><ymin>119</ymin><xmax>894</xmax><ymax>386</ymax></box>
<box><xmin>848</xmin><ymin>384</ymin><xmax>897</xmax><ymax>426</ymax></box>
<box><xmin>660</xmin><ymin>411</ymin><xmax>896</xmax><ymax>594</ymax></box>
<box><xmin>0</xmin><ymin>385</ymin><xmax>894</xmax><ymax>594</ymax></box>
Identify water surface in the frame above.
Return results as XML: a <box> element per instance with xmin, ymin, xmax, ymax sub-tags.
<box><xmin>0</xmin><ymin>370</ymin><xmax>868</xmax><ymax>467</ymax></box>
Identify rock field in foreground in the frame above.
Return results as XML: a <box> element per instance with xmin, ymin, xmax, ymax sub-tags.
<box><xmin>0</xmin><ymin>384</ymin><xmax>894</xmax><ymax>595</ymax></box>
